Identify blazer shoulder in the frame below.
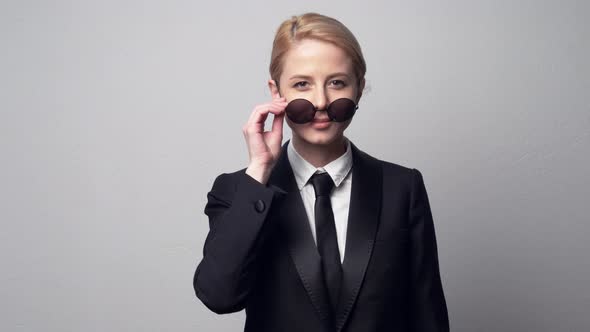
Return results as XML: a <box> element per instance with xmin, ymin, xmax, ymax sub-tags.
<box><xmin>351</xmin><ymin>143</ymin><xmax>425</xmax><ymax>190</ymax></box>
<box><xmin>354</xmin><ymin>145</ymin><xmax>420</xmax><ymax>189</ymax></box>
<box><xmin>375</xmin><ymin>158</ymin><xmax>424</xmax><ymax>194</ymax></box>
<box><xmin>379</xmin><ymin>159</ymin><xmax>413</xmax><ymax>175</ymax></box>
<box><xmin>377</xmin><ymin>158</ymin><xmax>417</xmax><ymax>178</ymax></box>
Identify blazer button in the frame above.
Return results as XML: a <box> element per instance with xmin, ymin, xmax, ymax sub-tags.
<box><xmin>254</xmin><ymin>199</ymin><xmax>265</xmax><ymax>213</ymax></box>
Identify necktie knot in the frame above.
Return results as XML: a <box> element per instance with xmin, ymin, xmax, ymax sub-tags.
<box><xmin>310</xmin><ymin>172</ymin><xmax>335</xmax><ymax>197</ymax></box>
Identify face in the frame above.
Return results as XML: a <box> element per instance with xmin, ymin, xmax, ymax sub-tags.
<box><xmin>271</xmin><ymin>38</ymin><xmax>364</xmax><ymax>146</ymax></box>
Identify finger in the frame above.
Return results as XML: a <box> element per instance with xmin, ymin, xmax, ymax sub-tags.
<box><xmin>248</xmin><ymin>100</ymin><xmax>287</xmax><ymax>123</ymax></box>
<box><xmin>270</xmin><ymin>100</ymin><xmax>287</xmax><ymax>112</ymax></box>
<box><xmin>247</xmin><ymin>103</ymin><xmax>272</xmax><ymax>124</ymax></box>
<box><xmin>271</xmin><ymin>110</ymin><xmax>285</xmax><ymax>134</ymax></box>
<box><xmin>248</xmin><ymin>103</ymin><xmax>285</xmax><ymax>127</ymax></box>
<box><xmin>251</xmin><ymin>101</ymin><xmax>286</xmax><ymax>120</ymax></box>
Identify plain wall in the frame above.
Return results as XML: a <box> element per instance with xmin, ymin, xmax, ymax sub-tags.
<box><xmin>1</xmin><ymin>0</ymin><xmax>589</xmax><ymax>331</ymax></box>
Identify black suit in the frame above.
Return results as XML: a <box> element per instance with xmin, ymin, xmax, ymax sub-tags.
<box><xmin>193</xmin><ymin>139</ymin><xmax>449</xmax><ymax>332</ymax></box>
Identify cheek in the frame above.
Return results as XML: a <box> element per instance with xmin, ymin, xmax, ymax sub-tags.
<box><xmin>340</xmin><ymin>119</ymin><xmax>352</xmax><ymax>131</ymax></box>
<box><xmin>285</xmin><ymin>117</ymin><xmax>295</xmax><ymax>129</ymax></box>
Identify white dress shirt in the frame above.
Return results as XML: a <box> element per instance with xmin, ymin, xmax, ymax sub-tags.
<box><xmin>287</xmin><ymin>137</ymin><xmax>353</xmax><ymax>263</ymax></box>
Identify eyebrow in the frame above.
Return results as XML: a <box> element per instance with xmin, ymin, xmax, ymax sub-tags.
<box><xmin>288</xmin><ymin>72</ymin><xmax>351</xmax><ymax>81</ymax></box>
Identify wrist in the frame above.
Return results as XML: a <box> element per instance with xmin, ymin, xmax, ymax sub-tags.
<box><xmin>246</xmin><ymin>164</ymin><xmax>271</xmax><ymax>184</ymax></box>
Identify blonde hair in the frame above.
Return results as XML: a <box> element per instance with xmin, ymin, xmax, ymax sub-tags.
<box><xmin>269</xmin><ymin>13</ymin><xmax>366</xmax><ymax>92</ymax></box>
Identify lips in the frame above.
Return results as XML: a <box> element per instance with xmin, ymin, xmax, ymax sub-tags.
<box><xmin>312</xmin><ymin>119</ymin><xmax>330</xmax><ymax>123</ymax></box>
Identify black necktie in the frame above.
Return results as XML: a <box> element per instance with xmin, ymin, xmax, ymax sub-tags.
<box><xmin>309</xmin><ymin>171</ymin><xmax>343</xmax><ymax>321</ymax></box>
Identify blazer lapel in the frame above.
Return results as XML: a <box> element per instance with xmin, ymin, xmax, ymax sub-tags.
<box><xmin>267</xmin><ymin>139</ymin><xmax>334</xmax><ymax>330</ymax></box>
<box><xmin>335</xmin><ymin>141</ymin><xmax>382</xmax><ymax>332</ymax></box>
<box><xmin>267</xmin><ymin>139</ymin><xmax>383</xmax><ymax>332</ymax></box>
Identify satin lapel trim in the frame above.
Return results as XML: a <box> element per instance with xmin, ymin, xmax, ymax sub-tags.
<box><xmin>335</xmin><ymin>142</ymin><xmax>383</xmax><ymax>332</ymax></box>
<box><xmin>267</xmin><ymin>140</ymin><xmax>334</xmax><ymax>328</ymax></box>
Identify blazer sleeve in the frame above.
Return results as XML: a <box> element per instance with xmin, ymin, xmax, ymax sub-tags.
<box><xmin>193</xmin><ymin>170</ymin><xmax>284</xmax><ymax>314</ymax></box>
<box><xmin>408</xmin><ymin>168</ymin><xmax>450</xmax><ymax>331</ymax></box>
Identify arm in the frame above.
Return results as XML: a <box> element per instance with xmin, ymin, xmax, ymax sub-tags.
<box><xmin>193</xmin><ymin>170</ymin><xmax>283</xmax><ymax>314</ymax></box>
<box><xmin>408</xmin><ymin>168</ymin><xmax>450</xmax><ymax>331</ymax></box>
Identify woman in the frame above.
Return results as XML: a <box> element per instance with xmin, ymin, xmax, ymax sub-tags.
<box><xmin>194</xmin><ymin>12</ymin><xmax>449</xmax><ymax>332</ymax></box>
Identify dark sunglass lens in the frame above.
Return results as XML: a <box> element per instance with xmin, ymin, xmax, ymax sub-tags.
<box><xmin>285</xmin><ymin>99</ymin><xmax>315</xmax><ymax>124</ymax></box>
<box><xmin>328</xmin><ymin>98</ymin><xmax>357</xmax><ymax>122</ymax></box>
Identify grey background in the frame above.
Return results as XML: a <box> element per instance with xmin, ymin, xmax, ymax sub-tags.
<box><xmin>1</xmin><ymin>0</ymin><xmax>589</xmax><ymax>331</ymax></box>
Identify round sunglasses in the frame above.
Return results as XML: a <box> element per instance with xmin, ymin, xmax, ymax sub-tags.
<box><xmin>284</xmin><ymin>98</ymin><xmax>359</xmax><ymax>124</ymax></box>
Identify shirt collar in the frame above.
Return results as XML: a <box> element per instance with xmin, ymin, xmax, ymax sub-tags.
<box><xmin>287</xmin><ymin>136</ymin><xmax>353</xmax><ymax>191</ymax></box>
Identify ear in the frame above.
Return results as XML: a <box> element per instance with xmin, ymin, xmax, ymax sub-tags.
<box><xmin>268</xmin><ymin>79</ymin><xmax>282</xmax><ymax>99</ymax></box>
<box><xmin>356</xmin><ymin>77</ymin><xmax>366</xmax><ymax>104</ymax></box>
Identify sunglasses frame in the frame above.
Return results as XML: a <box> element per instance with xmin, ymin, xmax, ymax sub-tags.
<box><xmin>284</xmin><ymin>97</ymin><xmax>359</xmax><ymax>124</ymax></box>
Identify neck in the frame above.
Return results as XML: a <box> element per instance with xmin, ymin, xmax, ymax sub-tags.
<box><xmin>291</xmin><ymin>135</ymin><xmax>347</xmax><ymax>168</ymax></box>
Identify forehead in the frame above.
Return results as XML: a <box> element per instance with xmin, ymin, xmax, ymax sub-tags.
<box><xmin>282</xmin><ymin>39</ymin><xmax>353</xmax><ymax>78</ymax></box>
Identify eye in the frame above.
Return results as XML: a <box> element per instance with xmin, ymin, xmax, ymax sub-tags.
<box><xmin>293</xmin><ymin>81</ymin><xmax>308</xmax><ymax>88</ymax></box>
<box><xmin>330</xmin><ymin>80</ymin><xmax>347</xmax><ymax>88</ymax></box>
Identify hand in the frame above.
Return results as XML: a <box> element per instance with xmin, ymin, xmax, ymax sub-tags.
<box><xmin>243</xmin><ymin>79</ymin><xmax>287</xmax><ymax>184</ymax></box>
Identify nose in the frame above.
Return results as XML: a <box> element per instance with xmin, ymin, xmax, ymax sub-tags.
<box><xmin>311</xmin><ymin>87</ymin><xmax>329</xmax><ymax>112</ymax></box>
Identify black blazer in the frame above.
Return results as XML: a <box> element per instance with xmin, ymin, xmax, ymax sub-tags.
<box><xmin>193</xmin><ymin>139</ymin><xmax>449</xmax><ymax>332</ymax></box>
